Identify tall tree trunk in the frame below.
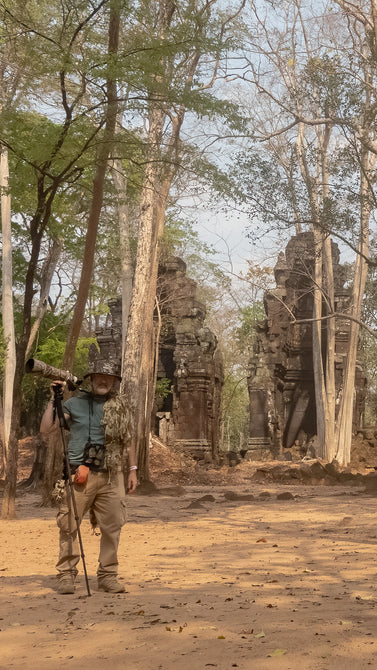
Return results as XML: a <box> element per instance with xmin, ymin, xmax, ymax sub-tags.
<box><xmin>136</xmin><ymin>176</ymin><xmax>173</xmax><ymax>479</ymax></box>
<box><xmin>121</xmin><ymin>106</ymin><xmax>166</xmax><ymax>481</ymax></box>
<box><xmin>1</xmin><ymin>146</ymin><xmax>16</xmax><ymax>457</ymax></box>
<box><xmin>322</xmin><ymin>232</ymin><xmax>336</xmax><ymax>461</ymax></box>
<box><xmin>335</xmin><ymin>150</ymin><xmax>375</xmax><ymax>465</ymax></box>
<box><xmin>1</xmin><ymin>160</ymin><xmax>63</xmax><ymax>518</ymax></box>
<box><xmin>62</xmin><ymin>0</ymin><xmax>120</xmax><ymax>370</ymax></box>
<box><xmin>111</xmin><ymin>157</ymin><xmax>134</xmax><ymax>362</ymax></box>
<box><xmin>121</xmin><ymin>0</ymin><xmax>220</xmax><ymax>479</ymax></box>
<box><xmin>120</xmin><ymin>1</ymin><xmax>179</xmax><ymax>482</ymax></box>
<box><xmin>41</xmin><ymin>432</ymin><xmax>64</xmax><ymax>506</ymax></box>
<box><xmin>311</xmin><ymin>226</ymin><xmax>327</xmax><ymax>459</ymax></box>
<box><xmin>0</xmin><ymin>3</ymin><xmax>114</xmax><ymax>518</ymax></box>
<box><xmin>296</xmin><ymin>119</ymin><xmax>337</xmax><ymax>461</ymax></box>
<box><xmin>1</xmin><ymin>223</ymin><xmax>45</xmax><ymax>518</ymax></box>
<box><xmin>0</xmin><ymin>398</ymin><xmax>5</xmax><ymax>475</ymax></box>
<box><xmin>320</xmin><ymin>125</ymin><xmax>336</xmax><ymax>461</ymax></box>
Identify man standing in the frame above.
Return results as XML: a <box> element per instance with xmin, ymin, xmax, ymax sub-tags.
<box><xmin>40</xmin><ymin>360</ymin><xmax>137</xmax><ymax>594</ymax></box>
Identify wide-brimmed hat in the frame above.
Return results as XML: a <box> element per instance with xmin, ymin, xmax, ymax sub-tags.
<box><xmin>84</xmin><ymin>359</ymin><xmax>122</xmax><ymax>379</ymax></box>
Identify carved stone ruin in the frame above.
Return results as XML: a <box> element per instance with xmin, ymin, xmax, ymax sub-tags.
<box><xmin>155</xmin><ymin>257</ymin><xmax>223</xmax><ymax>460</ymax></box>
<box><xmin>246</xmin><ymin>231</ymin><xmax>366</xmax><ymax>461</ymax></box>
<box><xmin>91</xmin><ymin>257</ymin><xmax>223</xmax><ymax>460</ymax></box>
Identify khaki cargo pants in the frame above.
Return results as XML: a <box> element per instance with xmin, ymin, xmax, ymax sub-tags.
<box><xmin>56</xmin><ymin>470</ymin><xmax>127</xmax><ymax>578</ymax></box>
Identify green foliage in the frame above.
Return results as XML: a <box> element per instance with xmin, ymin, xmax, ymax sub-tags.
<box><xmin>1</xmin><ymin>0</ymin><xmax>253</xmax><ymax>445</ymax></box>
<box><xmin>118</xmin><ymin>0</ymin><xmax>247</xmax><ymax>125</ymax></box>
<box><xmin>221</xmin><ymin>373</ymin><xmax>249</xmax><ymax>452</ymax></box>
<box><xmin>34</xmin><ymin>336</ymin><xmax>67</xmax><ymax>369</ymax></box>
<box><xmin>1</xmin><ymin>0</ymin><xmax>248</xmax><ymax>324</ymax></box>
<box><xmin>155</xmin><ymin>377</ymin><xmax>172</xmax><ymax>401</ymax></box>
<box><xmin>232</xmin><ymin>146</ymin><xmax>310</xmax><ymax>242</ymax></box>
<box><xmin>207</xmin><ymin>298</ymin><xmax>265</xmax><ymax>453</ymax></box>
<box><xmin>21</xmin><ymin>332</ymin><xmax>98</xmax><ymax>431</ymax></box>
<box><xmin>302</xmin><ymin>54</ymin><xmax>350</xmax><ymax>117</ymax></box>
<box><xmin>162</xmin><ymin>214</ymin><xmax>215</xmax><ymax>269</ymax></box>
<box><xmin>4</xmin><ymin>110</ymin><xmax>96</xmax><ymax>219</ymax></box>
<box><xmin>74</xmin><ymin>338</ymin><xmax>100</xmax><ymax>378</ymax></box>
<box><xmin>162</xmin><ymin>213</ymin><xmax>214</xmax><ymax>259</ymax></box>
<box><xmin>35</xmin><ymin>335</ymin><xmax>98</xmax><ymax>378</ymax></box>
<box><xmin>235</xmin><ymin>303</ymin><xmax>265</xmax><ymax>355</ymax></box>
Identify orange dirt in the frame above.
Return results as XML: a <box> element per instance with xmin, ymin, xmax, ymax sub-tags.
<box><xmin>1</xmin><ymin>440</ymin><xmax>377</xmax><ymax>669</ymax></box>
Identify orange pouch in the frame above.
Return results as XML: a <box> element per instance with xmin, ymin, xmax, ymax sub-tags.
<box><xmin>74</xmin><ymin>465</ymin><xmax>89</xmax><ymax>485</ymax></box>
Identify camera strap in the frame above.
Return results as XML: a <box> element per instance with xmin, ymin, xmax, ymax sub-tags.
<box><xmin>87</xmin><ymin>395</ymin><xmax>93</xmax><ymax>443</ymax></box>
<box><xmin>85</xmin><ymin>392</ymin><xmax>109</xmax><ymax>443</ymax></box>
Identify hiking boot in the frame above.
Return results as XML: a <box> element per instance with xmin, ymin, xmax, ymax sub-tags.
<box><xmin>57</xmin><ymin>573</ymin><xmax>75</xmax><ymax>594</ymax></box>
<box><xmin>97</xmin><ymin>575</ymin><xmax>125</xmax><ymax>593</ymax></box>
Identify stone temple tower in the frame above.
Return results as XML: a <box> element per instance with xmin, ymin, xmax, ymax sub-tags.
<box><xmin>246</xmin><ymin>232</ymin><xmax>366</xmax><ymax>460</ymax></box>
<box><xmin>90</xmin><ymin>257</ymin><xmax>223</xmax><ymax>461</ymax></box>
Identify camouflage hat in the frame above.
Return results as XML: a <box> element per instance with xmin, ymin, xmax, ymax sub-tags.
<box><xmin>84</xmin><ymin>359</ymin><xmax>122</xmax><ymax>379</ymax></box>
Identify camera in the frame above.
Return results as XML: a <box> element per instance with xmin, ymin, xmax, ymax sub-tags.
<box><xmin>83</xmin><ymin>442</ymin><xmax>106</xmax><ymax>471</ymax></box>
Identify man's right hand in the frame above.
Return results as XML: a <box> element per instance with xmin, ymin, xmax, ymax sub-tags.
<box><xmin>50</xmin><ymin>380</ymin><xmax>66</xmax><ymax>397</ymax></box>
<box><xmin>40</xmin><ymin>381</ymin><xmax>67</xmax><ymax>435</ymax></box>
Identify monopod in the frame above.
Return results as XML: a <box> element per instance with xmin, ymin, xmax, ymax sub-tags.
<box><xmin>52</xmin><ymin>383</ymin><xmax>91</xmax><ymax>597</ymax></box>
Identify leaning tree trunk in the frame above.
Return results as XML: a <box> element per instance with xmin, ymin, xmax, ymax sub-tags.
<box><xmin>121</xmin><ymin>97</ymin><xmax>183</xmax><ymax>482</ymax></box>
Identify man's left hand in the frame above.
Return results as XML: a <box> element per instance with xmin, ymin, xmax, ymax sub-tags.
<box><xmin>126</xmin><ymin>470</ymin><xmax>138</xmax><ymax>494</ymax></box>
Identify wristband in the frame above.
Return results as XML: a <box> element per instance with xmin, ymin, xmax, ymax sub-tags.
<box><xmin>129</xmin><ymin>465</ymin><xmax>137</xmax><ymax>471</ymax></box>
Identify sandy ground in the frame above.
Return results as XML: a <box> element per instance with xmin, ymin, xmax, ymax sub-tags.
<box><xmin>1</xmin><ymin>474</ymin><xmax>377</xmax><ymax>670</ymax></box>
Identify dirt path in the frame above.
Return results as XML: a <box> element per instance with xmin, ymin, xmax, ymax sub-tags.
<box><xmin>1</xmin><ymin>481</ymin><xmax>377</xmax><ymax>670</ymax></box>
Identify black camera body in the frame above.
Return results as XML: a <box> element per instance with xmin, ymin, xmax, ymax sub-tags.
<box><xmin>83</xmin><ymin>442</ymin><xmax>106</xmax><ymax>471</ymax></box>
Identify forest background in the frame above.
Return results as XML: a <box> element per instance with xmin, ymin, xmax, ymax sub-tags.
<box><xmin>2</xmin><ymin>0</ymin><xmax>377</xmax><ymax>519</ymax></box>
